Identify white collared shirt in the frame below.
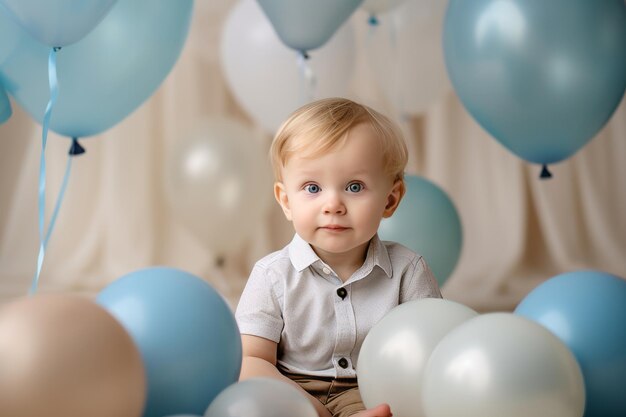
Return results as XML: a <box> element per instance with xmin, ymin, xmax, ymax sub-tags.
<box><xmin>236</xmin><ymin>233</ymin><xmax>442</xmax><ymax>378</ymax></box>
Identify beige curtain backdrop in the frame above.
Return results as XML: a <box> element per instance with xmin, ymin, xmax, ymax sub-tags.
<box><xmin>0</xmin><ymin>1</ymin><xmax>624</xmax><ymax>312</ymax></box>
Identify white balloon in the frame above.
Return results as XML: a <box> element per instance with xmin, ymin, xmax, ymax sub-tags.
<box><xmin>357</xmin><ymin>298</ymin><xmax>478</xmax><ymax>417</ymax></box>
<box><xmin>164</xmin><ymin>118</ymin><xmax>272</xmax><ymax>255</ymax></box>
<box><xmin>422</xmin><ymin>313</ymin><xmax>585</xmax><ymax>417</ymax></box>
<box><xmin>220</xmin><ymin>0</ymin><xmax>356</xmax><ymax>134</ymax></box>
<box><xmin>205</xmin><ymin>378</ymin><xmax>318</xmax><ymax>417</ymax></box>
<box><xmin>366</xmin><ymin>0</ymin><xmax>451</xmax><ymax>115</ymax></box>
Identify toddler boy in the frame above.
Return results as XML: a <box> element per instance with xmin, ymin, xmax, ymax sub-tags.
<box><xmin>236</xmin><ymin>98</ymin><xmax>442</xmax><ymax>417</ymax></box>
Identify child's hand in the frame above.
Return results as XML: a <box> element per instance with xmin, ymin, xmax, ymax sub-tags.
<box><xmin>352</xmin><ymin>403</ymin><xmax>392</xmax><ymax>417</ymax></box>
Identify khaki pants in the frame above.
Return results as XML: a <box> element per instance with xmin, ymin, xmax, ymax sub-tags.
<box><xmin>281</xmin><ymin>370</ymin><xmax>366</xmax><ymax>417</ymax></box>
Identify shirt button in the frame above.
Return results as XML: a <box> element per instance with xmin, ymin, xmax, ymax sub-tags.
<box><xmin>322</xmin><ymin>267</ymin><xmax>331</xmax><ymax>275</ymax></box>
<box><xmin>336</xmin><ymin>287</ymin><xmax>347</xmax><ymax>299</ymax></box>
<box><xmin>338</xmin><ymin>358</ymin><xmax>349</xmax><ymax>369</ymax></box>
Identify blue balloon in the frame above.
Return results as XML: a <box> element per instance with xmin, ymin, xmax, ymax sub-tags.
<box><xmin>378</xmin><ymin>175</ymin><xmax>462</xmax><ymax>287</ymax></box>
<box><xmin>0</xmin><ymin>82</ymin><xmax>10</xmax><ymax>124</ymax></box>
<box><xmin>164</xmin><ymin>415</ymin><xmax>202</xmax><ymax>417</ymax></box>
<box><xmin>0</xmin><ymin>0</ymin><xmax>117</xmax><ymax>47</ymax></box>
<box><xmin>97</xmin><ymin>267</ymin><xmax>242</xmax><ymax>417</ymax></box>
<box><xmin>515</xmin><ymin>271</ymin><xmax>626</xmax><ymax>417</ymax></box>
<box><xmin>258</xmin><ymin>0</ymin><xmax>363</xmax><ymax>53</ymax></box>
<box><xmin>444</xmin><ymin>0</ymin><xmax>626</xmax><ymax>168</ymax></box>
<box><xmin>163</xmin><ymin>415</ymin><xmax>202</xmax><ymax>417</ymax></box>
<box><xmin>0</xmin><ymin>0</ymin><xmax>192</xmax><ymax>138</ymax></box>
<box><xmin>0</xmin><ymin>7</ymin><xmax>20</xmax><ymax>67</ymax></box>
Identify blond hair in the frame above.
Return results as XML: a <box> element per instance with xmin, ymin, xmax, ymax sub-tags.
<box><xmin>270</xmin><ymin>98</ymin><xmax>408</xmax><ymax>182</ymax></box>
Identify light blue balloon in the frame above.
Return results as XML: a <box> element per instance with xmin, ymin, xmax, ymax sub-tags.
<box><xmin>97</xmin><ymin>267</ymin><xmax>242</xmax><ymax>417</ymax></box>
<box><xmin>0</xmin><ymin>0</ymin><xmax>117</xmax><ymax>47</ymax></box>
<box><xmin>164</xmin><ymin>415</ymin><xmax>202</xmax><ymax>417</ymax></box>
<box><xmin>0</xmin><ymin>82</ymin><xmax>11</xmax><ymax>124</ymax></box>
<box><xmin>515</xmin><ymin>271</ymin><xmax>626</xmax><ymax>417</ymax></box>
<box><xmin>0</xmin><ymin>6</ymin><xmax>21</xmax><ymax>67</ymax></box>
<box><xmin>378</xmin><ymin>175</ymin><xmax>462</xmax><ymax>287</ymax></box>
<box><xmin>205</xmin><ymin>378</ymin><xmax>318</xmax><ymax>417</ymax></box>
<box><xmin>0</xmin><ymin>0</ymin><xmax>192</xmax><ymax>138</ymax></box>
<box><xmin>444</xmin><ymin>0</ymin><xmax>626</xmax><ymax>167</ymax></box>
<box><xmin>258</xmin><ymin>0</ymin><xmax>363</xmax><ymax>53</ymax></box>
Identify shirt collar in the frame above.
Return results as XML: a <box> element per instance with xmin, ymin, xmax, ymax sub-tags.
<box><xmin>364</xmin><ymin>234</ymin><xmax>393</xmax><ymax>278</ymax></box>
<box><xmin>288</xmin><ymin>233</ymin><xmax>320</xmax><ymax>272</ymax></box>
<box><xmin>288</xmin><ymin>233</ymin><xmax>393</xmax><ymax>278</ymax></box>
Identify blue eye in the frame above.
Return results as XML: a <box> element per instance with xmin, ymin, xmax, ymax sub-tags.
<box><xmin>305</xmin><ymin>184</ymin><xmax>321</xmax><ymax>194</ymax></box>
<box><xmin>347</xmin><ymin>182</ymin><xmax>364</xmax><ymax>193</ymax></box>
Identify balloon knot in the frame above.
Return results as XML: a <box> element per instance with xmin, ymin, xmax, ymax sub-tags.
<box><xmin>69</xmin><ymin>138</ymin><xmax>86</xmax><ymax>156</ymax></box>
<box><xmin>53</xmin><ymin>46</ymin><xmax>62</xmax><ymax>52</ymax></box>
<box><xmin>300</xmin><ymin>50</ymin><xmax>310</xmax><ymax>60</ymax></box>
<box><xmin>368</xmin><ymin>15</ymin><xmax>379</xmax><ymax>26</ymax></box>
<box><xmin>539</xmin><ymin>164</ymin><xmax>552</xmax><ymax>179</ymax></box>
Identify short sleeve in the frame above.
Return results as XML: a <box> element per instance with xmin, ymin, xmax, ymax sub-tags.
<box><xmin>235</xmin><ymin>263</ymin><xmax>284</xmax><ymax>343</ymax></box>
<box><xmin>399</xmin><ymin>255</ymin><xmax>442</xmax><ymax>303</ymax></box>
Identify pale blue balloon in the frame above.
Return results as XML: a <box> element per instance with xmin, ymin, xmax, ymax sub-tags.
<box><xmin>205</xmin><ymin>378</ymin><xmax>318</xmax><ymax>417</ymax></box>
<box><xmin>0</xmin><ymin>6</ymin><xmax>21</xmax><ymax>67</ymax></box>
<box><xmin>164</xmin><ymin>415</ymin><xmax>202</xmax><ymax>417</ymax></box>
<box><xmin>97</xmin><ymin>267</ymin><xmax>242</xmax><ymax>417</ymax></box>
<box><xmin>0</xmin><ymin>0</ymin><xmax>192</xmax><ymax>138</ymax></box>
<box><xmin>378</xmin><ymin>175</ymin><xmax>462</xmax><ymax>287</ymax></box>
<box><xmin>258</xmin><ymin>0</ymin><xmax>363</xmax><ymax>53</ymax></box>
<box><xmin>0</xmin><ymin>0</ymin><xmax>117</xmax><ymax>47</ymax></box>
<box><xmin>515</xmin><ymin>271</ymin><xmax>626</xmax><ymax>417</ymax></box>
<box><xmin>444</xmin><ymin>0</ymin><xmax>626</xmax><ymax>167</ymax></box>
<box><xmin>0</xmin><ymin>82</ymin><xmax>10</xmax><ymax>124</ymax></box>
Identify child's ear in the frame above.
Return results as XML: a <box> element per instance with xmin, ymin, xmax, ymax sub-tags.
<box><xmin>382</xmin><ymin>179</ymin><xmax>405</xmax><ymax>218</ymax></box>
<box><xmin>274</xmin><ymin>182</ymin><xmax>293</xmax><ymax>221</ymax></box>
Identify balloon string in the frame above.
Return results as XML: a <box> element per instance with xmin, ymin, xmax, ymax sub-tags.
<box><xmin>30</xmin><ymin>46</ymin><xmax>61</xmax><ymax>295</ymax></box>
<box><xmin>367</xmin><ymin>12</ymin><xmax>403</xmax><ymax>113</ymax></box>
<box><xmin>388</xmin><ymin>16</ymin><xmax>404</xmax><ymax>115</ymax></box>
<box><xmin>366</xmin><ymin>15</ymin><xmax>377</xmax><ymax>41</ymax></box>
<box><xmin>45</xmin><ymin>143</ymin><xmax>79</xmax><ymax>247</ymax></box>
<box><xmin>296</xmin><ymin>51</ymin><xmax>316</xmax><ymax>105</ymax></box>
<box><xmin>209</xmin><ymin>258</ymin><xmax>233</xmax><ymax>304</ymax></box>
<box><xmin>29</xmin><ymin>139</ymin><xmax>82</xmax><ymax>295</ymax></box>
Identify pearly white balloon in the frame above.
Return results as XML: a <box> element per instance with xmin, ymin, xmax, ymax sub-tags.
<box><xmin>422</xmin><ymin>313</ymin><xmax>585</xmax><ymax>417</ymax></box>
<box><xmin>205</xmin><ymin>378</ymin><xmax>317</xmax><ymax>417</ymax></box>
<box><xmin>164</xmin><ymin>117</ymin><xmax>273</xmax><ymax>255</ymax></box>
<box><xmin>357</xmin><ymin>298</ymin><xmax>478</xmax><ymax>417</ymax></box>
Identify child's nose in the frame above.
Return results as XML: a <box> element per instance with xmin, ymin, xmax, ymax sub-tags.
<box><xmin>323</xmin><ymin>193</ymin><xmax>346</xmax><ymax>215</ymax></box>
